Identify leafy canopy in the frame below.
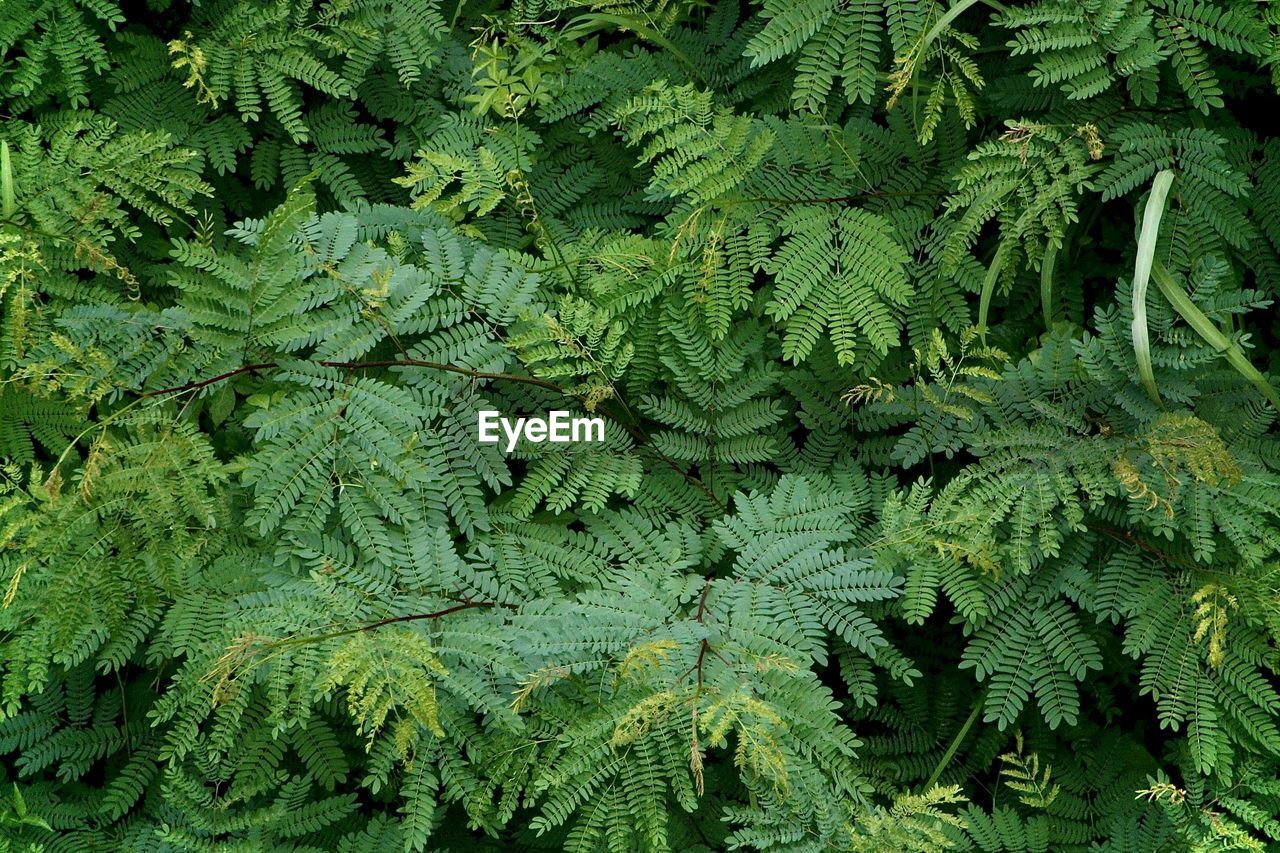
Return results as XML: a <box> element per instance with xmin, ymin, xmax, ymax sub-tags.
<box><xmin>3</xmin><ymin>0</ymin><xmax>1280</xmax><ymax>850</ymax></box>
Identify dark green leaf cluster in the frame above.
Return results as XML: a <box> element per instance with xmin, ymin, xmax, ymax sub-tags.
<box><xmin>3</xmin><ymin>0</ymin><xmax>1280</xmax><ymax>850</ymax></box>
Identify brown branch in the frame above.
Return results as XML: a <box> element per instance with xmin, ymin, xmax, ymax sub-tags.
<box><xmin>135</xmin><ymin>348</ymin><xmax>733</xmax><ymax>516</ymax></box>
<box><xmin>317</xmin><ymin>359</ymin><xmax>565</xmax><ymax>393</ymax></box>
<box><xmin>694</xmin><ymin>639</ymin><xmax>709</xmax><ymax>689</ymax></box>
<box><xmin>607</xmin><ymin>410</ymin><xmax>727</xmax><ymax>512</ymax></box>
<box><xmin>264</xmin><ymin>600</ymin><xmax>508</xmax><ymax>650</ymax></box>
<box><xmin>137</xmin><ymin>355</ymin><xmax>729</xmax><ymax>512</ymax></box>
<box><xmin>682</xmin><ymin>581</ymin><xmax>721</xmax><ymax>689</ymax></box>
<box><xmin>695</xmin><ymin>580</ymin><xmax>712</xmax><ymax>623</ymax></box>
<box><xmin>352</xmin><ymin>600</ymin><xmax>504</xmax><ymax>632</ymax></box>
<box><xmin>750</xmin><ymin>189</ymin><xmax>949</xmax><ymax>205</ymax></box>
<box><xmin>141</xmin><ymin>363</ymin><xmax>278</xmax><ymax>397</ymax></box>
<box><xmin>1084</xmin><ymin>521</ymin><xmax>1200</xmax><ymax>571</ymax></box>
<box><xmin>140</xmin><ymin>358</ymin><xmax>567</xmax><ymax>398</ymax></box>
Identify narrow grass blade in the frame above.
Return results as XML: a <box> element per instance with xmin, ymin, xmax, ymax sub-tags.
<box><xmin>919</xmin><ymin>0</ymin><xmax>1008</xmax><ymax>58</ymax></box>
<box><xmin>977</xmin><ymin>237</ymin><xmax>1011</xmax><ymax>338</ymax></box>
<box><xmin>1041</xmin><ymin>243</ymin><xmax>1058</xmax><ymax>330</ymax></box>
<box><xmin>1</xmin><ymin>141</ymin><xmax>13</xmax><ymax>219</ymax></box>
<box><xmin>1151</xmin><ymin>260</ymin><xmax>1280</xmax><ymax>411</ymax></box>
<box><xmin>1131</xmin><ymin>170</ymin><xmax>1174</xmax><ymax>406</ymax></box>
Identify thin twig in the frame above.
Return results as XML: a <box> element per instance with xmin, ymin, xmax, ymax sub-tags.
<box><xmin>141</xmin><ymin>363</ymin><xmax>277</xmax><ymax>397</ymax></box>
<box><xmin>264</xmin><ymin>600</ymin><xmax>508</xmax><ymax>649</ymax></box>
<box><xmin>136</xmin><ymin>356</ymin><xmax>728</xmax><ymax>511</ymax></box>
<box><xmin>140</xmin><ymin>358</ymin><xmax>565</xmax><ymax>398</ymax></box>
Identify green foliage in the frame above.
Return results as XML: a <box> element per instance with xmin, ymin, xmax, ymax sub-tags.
<box><xmin>765</xmin><ymin>205</ymin><xmax>911</xmax><ymax>366</ymax></box>
<box><xmin>4</xmin><ymin>0</ymin><xmax>1280</xmax><ymax>850</ymax></box>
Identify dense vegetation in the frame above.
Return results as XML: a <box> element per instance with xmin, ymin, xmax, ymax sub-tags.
<box><xmin>3</xmin><ymin>0</ymin><xmax>1280</xmax><ymax>849</ymax></box>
